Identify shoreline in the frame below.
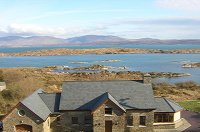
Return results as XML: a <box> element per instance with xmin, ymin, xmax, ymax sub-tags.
<box><xmin>0</xmin><ymin>48</ymin><xmax>200</xmax><ymax>56</ymax></box>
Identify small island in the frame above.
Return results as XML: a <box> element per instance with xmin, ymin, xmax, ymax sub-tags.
<box><xmin>182</xmin><ymin>62</ymin><xmax>200</xmax><ymax>68</ymax></box>
<box><xmin>0</xmin><ymin>48</ymin><xmax>200</xmax><ymax>56</ymax></box>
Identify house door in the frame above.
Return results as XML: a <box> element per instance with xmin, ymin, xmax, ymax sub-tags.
<box><xmin>15</xmin><ymin>124</ymin><xmax>32</xmax><ymax>132</ymax></box>
<box><xmin>105</xmin><ymin>120</ymin><xmax>112</xmax><ymax>132</ymax></box>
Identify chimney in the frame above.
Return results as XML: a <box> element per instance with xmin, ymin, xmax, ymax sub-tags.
<box><xmin>143</xmin><ymin>73</ymin><xmax>151</xmax><ymax>84</ymax></box>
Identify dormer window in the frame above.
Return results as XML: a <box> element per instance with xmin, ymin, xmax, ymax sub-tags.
<box><xmin>105</xmin><ymin>108</ymin><xmax>112</xmax><ymax>115</ymax></box>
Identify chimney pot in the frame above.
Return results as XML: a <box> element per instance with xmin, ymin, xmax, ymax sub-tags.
<box><xmin>143</xmin><ymin>73</ymin><xmax>151</xmax><ymax>84</ymax></box>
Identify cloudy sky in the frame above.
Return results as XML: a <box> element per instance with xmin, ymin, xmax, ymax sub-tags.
<box><xmin>0</xmin><ymin>0</ymin><xmax>200</xmax><ymax>39</ymax></box>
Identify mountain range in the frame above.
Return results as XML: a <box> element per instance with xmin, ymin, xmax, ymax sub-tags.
<box><xmin>0</xmin><ymin>35</ymin><xmax>200</xmax><ymax>47</ymax></box>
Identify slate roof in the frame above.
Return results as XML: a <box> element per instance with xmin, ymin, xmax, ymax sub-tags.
<box><xmin>154</xmin><ymin>97</ymin><xmax>183</xmax><ymax>112</ymax></box>
<box><xmin>21</xmin><ymin>89</ymin><xmax>51</xmax><ymax>121</ymax></box>
<box><xmin>39</xmin><ymin>93</ymin><xmax>61</xmax><ymax>113</ymax></box>
<box><xmin>19</xmin><ymin>81</ymin><xmax>183</xmax><ymax>122</ymax></box>
<box><xmin>59</xmin><ymin>81</ymin><xmax>156</xmax><ymax>110</ymax></box>
<box><xmin>78</xmin><ymin>92</ymin><xmax>126</xmax><ymax>112</ymax></box>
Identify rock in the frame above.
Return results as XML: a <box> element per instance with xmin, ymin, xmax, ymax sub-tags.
<box><xmin>182</xmin><ymin>63</ymin><xmax>200</xmax><ymax>68</ymax></box>
<box><xmin>148</xmin><ymin>72</ymin><xmax>191</xmax><ymax>78</ymax></box>
<box><xmin>96</xmin><ymin>59</ymin><xmax>121</xmax><ymax>62</ymax></box>
<box><xmin>44</xmin><ymin>66</ymin><xmax>64</xmax><ymax>69</ymax></box>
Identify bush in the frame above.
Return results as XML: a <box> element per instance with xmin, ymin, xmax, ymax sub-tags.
<box><xmin>0</xmin><ymin>70</ymin><xmax>3</xmax><ymax>81</ymax></box>
<box><xmin>0</xmin><ymin>87</ymin><xmax>22</xmax><ymax>100</ymax></box>
<box><xmin>175</xmin><ymin>81</ymin><xmax>199</xmax><ymax>90</ymax></box>
<box><xmin>1</xmin><ymin>90</ymin><xmax>15</xmax><ymax>100</ymax></box>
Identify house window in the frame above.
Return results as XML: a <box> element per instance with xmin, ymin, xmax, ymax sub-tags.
<box><xmin>85</xmin><ymin>116</ymin><xmax>92</xmax><ymax>124</ymax></box>
<box><xmin>140</xmin><ymin>116</ymin><xmax>146</xmax><ymax>126</ymax></box>
<box><xmin>18</xmin><ymin>110</ymin><xmax>25</xmax><ymax>117</ymax></box>
<box><xmin>154</xmin><ymin>113</ymin><xmax>174</xmax><ymax>123</ymax></box>
<box><xmin>57</xmin><ymin>116</ymin><xmax>61</xmax><ymax>122</ymax></box>
<box><xmin>72</xmin><ymin>117</ymin><xmax>78</xmax><ymax>124</ymax></box>
<box><xmin>105</xmin><ymin>108</ymin><xmax>112</xmax><ymax>115</ymax></box>
<box><xmin>127</xmin><ymin>116</ymin><xmax>133</xmax><ymax>126</ymax></box>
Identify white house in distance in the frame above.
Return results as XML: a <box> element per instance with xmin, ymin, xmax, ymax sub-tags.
<box><xmin>0</xmin><ymin>82</ymin><xmax>6</xmax><ymax>91</ymax></box>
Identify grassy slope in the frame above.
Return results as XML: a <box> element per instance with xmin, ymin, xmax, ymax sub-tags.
<box><xmin>178</xmin><ymin>100</ymin><xmax>200</xmax><ymax>112</ymax></box>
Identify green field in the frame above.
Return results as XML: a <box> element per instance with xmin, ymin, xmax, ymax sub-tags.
<box><xmin>178</xmin><ymin>100</ymin><xmax>200</xmax><ymax>112</ymax></box>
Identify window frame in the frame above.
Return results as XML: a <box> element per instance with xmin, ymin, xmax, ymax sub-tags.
<box><xmin>84</xmin><ymin>116</ymin><xmax>92</xmax><ymax>125</ymax></box>
<box><xmin>139</xmin><ymin>116</ymin><xmax>146</xmax><ymax>126</ymax></box>
<box><xmin>127</xmin><ymin>116</ymin><xmax>133</xmax><ymax>126</ymax></box>
<box><xmin>105</xmin><ymin>108</ymin><xmax>112</xmax><ymax>115</ymax></box>
<box><xmin>154</xmin><ymin>113</ymin><xmax>174</xmax><ymax>123</ymax></box>
<box><xmin>71</xmin><ymin>117</ymin><xmax>78</xmax><ymax>125</ymax></box>
<box><xmin>18</xmin><ymin>109</ymin><xmax>25</xmax><ymax>117</ymax></box>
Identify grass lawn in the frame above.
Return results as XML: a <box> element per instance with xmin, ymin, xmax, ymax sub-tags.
<box><xmin>178</xmin><ymin>100</ymin><xmax>200</xmax><ymax>112</ymax></box>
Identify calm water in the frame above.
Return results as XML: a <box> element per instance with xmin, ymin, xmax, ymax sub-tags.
<box><xmin>0</xmin><ymin>54</ymin><xmax>199</xmax><ymax>83</ymax></box>
<box><xmin>0</xmin><ymin>44</ymin><xmax>200</xmax><ymax>53</ymax></box>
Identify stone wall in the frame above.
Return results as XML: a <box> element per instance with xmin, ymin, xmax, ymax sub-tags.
<box><xmin>2</xmin><ymin>103</ymin><xmax>48</xmax><ymax>132</ymax></box>
<box><xmin>92</xmin><ymin>101</ymin><xmax>154</xmax><ymax>132</ymax></box>
<box><xmin>43</xmin><ymin>117</ymin><xmax>51</xmax><ymax>132</ymax></box>
<box><xmin>60</xmin><ymin>111</ymin><xmax>93</xmax><ymax>132</ymax></box>
<box><xmin>153</xmin><ymin>123</ymin><xmax>175</xmax><ymax>129</ymax></box>
<box><xmin>93</xmin><ymin>100</ymin><xmax>125</xmax><ymax>132</ymax></box>
<box><xmin>49</xmin><ymin>114</ymin><xmax>62</xmax><ymax>132</ymax></box>
<box><xmin>125</xmin><ymin>110</ymin><xmax>154</xmax><ymax>132</ymax></box>
<box><xmin>153</xmin><ymin>118</ymin><xmax>183</xmax><ymax>129</ymax></box>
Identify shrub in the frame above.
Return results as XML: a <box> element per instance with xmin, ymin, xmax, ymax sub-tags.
<box><xmin>0</xmin><ymin>87</ymin><xmax>22</xmax><ymax>100</ymax></box>
<box><xmin>175</xmin><ymin>81</ymin><xmax>199</xmax><ymax>90</ymax></box>
<box><xmin>0</xmin><ymin>70</ymin><xmax>3</xmax><ymax>81</ymax></box>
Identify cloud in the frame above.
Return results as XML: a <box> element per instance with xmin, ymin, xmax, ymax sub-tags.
<box><xmin>103</xmin><ymin>17</ymin><xmax>200</xmax><ymax>39</ymax></box>
<box><xmin>155</xmin><ymin>0</ymin><xmax>200</xmax><ymax>12</ymax></box>
<box><xmin>0</xmin><ymin>23</ymin><xmax>107</xmax><ymax>38</ymax></box>
<box><xmin>108</xmin><ymin>17</ymin><xmax>200</xmax><ymax>27</ymax></box>
<box><xmin>0</xmin><ymin>17</ymin><xmax>200</xmax><ymax>39</ymax></box>
<box><xmin>23</xmin><ymin>9</ymin><xmax>135</xmax><ymax>22</ymax></box>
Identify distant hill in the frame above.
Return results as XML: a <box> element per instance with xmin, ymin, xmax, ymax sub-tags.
<box><xmin>0</xmin><ymin>36</ymin><xmax>65</xmax><ymax>47</ymax></box>
<box><xmin>65</xmin><ymin>35</ymin><xmax>128</xmax><ymax>44</ymax></box>
<box><xmin>0</xmin><ymin>35</ymin><xmax>200</xmax><ymax>47</ymax></box>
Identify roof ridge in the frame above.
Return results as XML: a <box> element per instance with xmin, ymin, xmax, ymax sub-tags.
<box><xmin>63</xmin><ymin>80</ymin><xmax>144</xmax><ymax>85</ymax></box>
<box><xmin>21</xmin><ymin>88</ymin><xmax>43</xmax><ymax>103</ymax></box>
<box><xmin>38</xmin><ymin>93</ymin><xmax>52</xmax><ymax>113</ymax></box>
<box><xmin>62</xmin><ymin>80</ymin><xmax>143</xmax><ymax>83</ymax></box>
<box><xmin>21</xmin><ymin>88</ymin><xmax>51</xmax><ymax>121</ymax></box>
<box><xmin>165</xmin><ymin>98</ymin><xmax>183</xmax><ymax>109</ymax></box>
<box><xmin>163</xmin><ymin>97</ymin><xmax>175</xmax><ymax>112</ymax></box>
<box><xmin>107</xmin><ymin>92</ymin><xmax>126</xmax><ymax>112</ymax></box>
<box><xmin>38</xmin><ymin>92</ymin><xmax>61</xmax><ymax>94</ymax></box>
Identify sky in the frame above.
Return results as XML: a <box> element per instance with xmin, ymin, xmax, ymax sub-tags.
<box><xmin>0</xmin><ymin>0</ymin><xmax>200</xmax><ymax>39</ymax></box>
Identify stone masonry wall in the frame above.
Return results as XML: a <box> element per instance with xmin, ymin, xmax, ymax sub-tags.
<box><xmin>43</xmin><ymin>117</ymin><xmax>51</xmax><ymax>132</ymax></box>
<box><xmin>2</xmin><ymin>103</ymin><xmax>48</xmax><ymax>132</ymax></box>
<box><xmin>60</xmin><ymin>111</ymin><xmax>93</xmax><ymax>132</ymax></box>
<box><xmin>125</xmin><ymin>110</ymin><xmax>154</xmax><ymax>132</ymax></box>
<box><xmin>93</xmin><ymin>100</ymin><xmax>126</xmax><ymax>132</ymax></box>
<box><xmin>49</xmin><ymin>114</ymin><xmax>62</xmax><ymax>132</ymax></box>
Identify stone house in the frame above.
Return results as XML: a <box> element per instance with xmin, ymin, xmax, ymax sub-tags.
<box><xmin>1</xmin><ymin>77</ymin><xmax>186</xmax><ymax>132</ymax></box>
<box><xmin>0</xmin><ymin>82</ymin><xmax>6</xmax><ymax>91</ymax></box>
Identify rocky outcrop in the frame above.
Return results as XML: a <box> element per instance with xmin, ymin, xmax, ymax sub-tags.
<box><xmin>0</xmin><ymin>48</ymin><xmax>200</xmax><ymax>56</ymax></box>
<box><xmin>148</xmin><ymin>72</ymin><xmax>191</xmax><ymax>78</ymax></box>
<box><xmin>182</xmin><ymin>62</ymin><xmax>200</xmax><ymax>68</ymax></box>
<box><xmin>44</xmin><ymin>65</ymin><xmax>191</xmax><ymax>78</ymax></box>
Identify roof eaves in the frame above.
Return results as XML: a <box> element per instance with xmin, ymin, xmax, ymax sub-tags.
<box><xmin>20</xmin><ymin>102</ymin><xmax>45</xmax><ymax>122</ymax></box>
